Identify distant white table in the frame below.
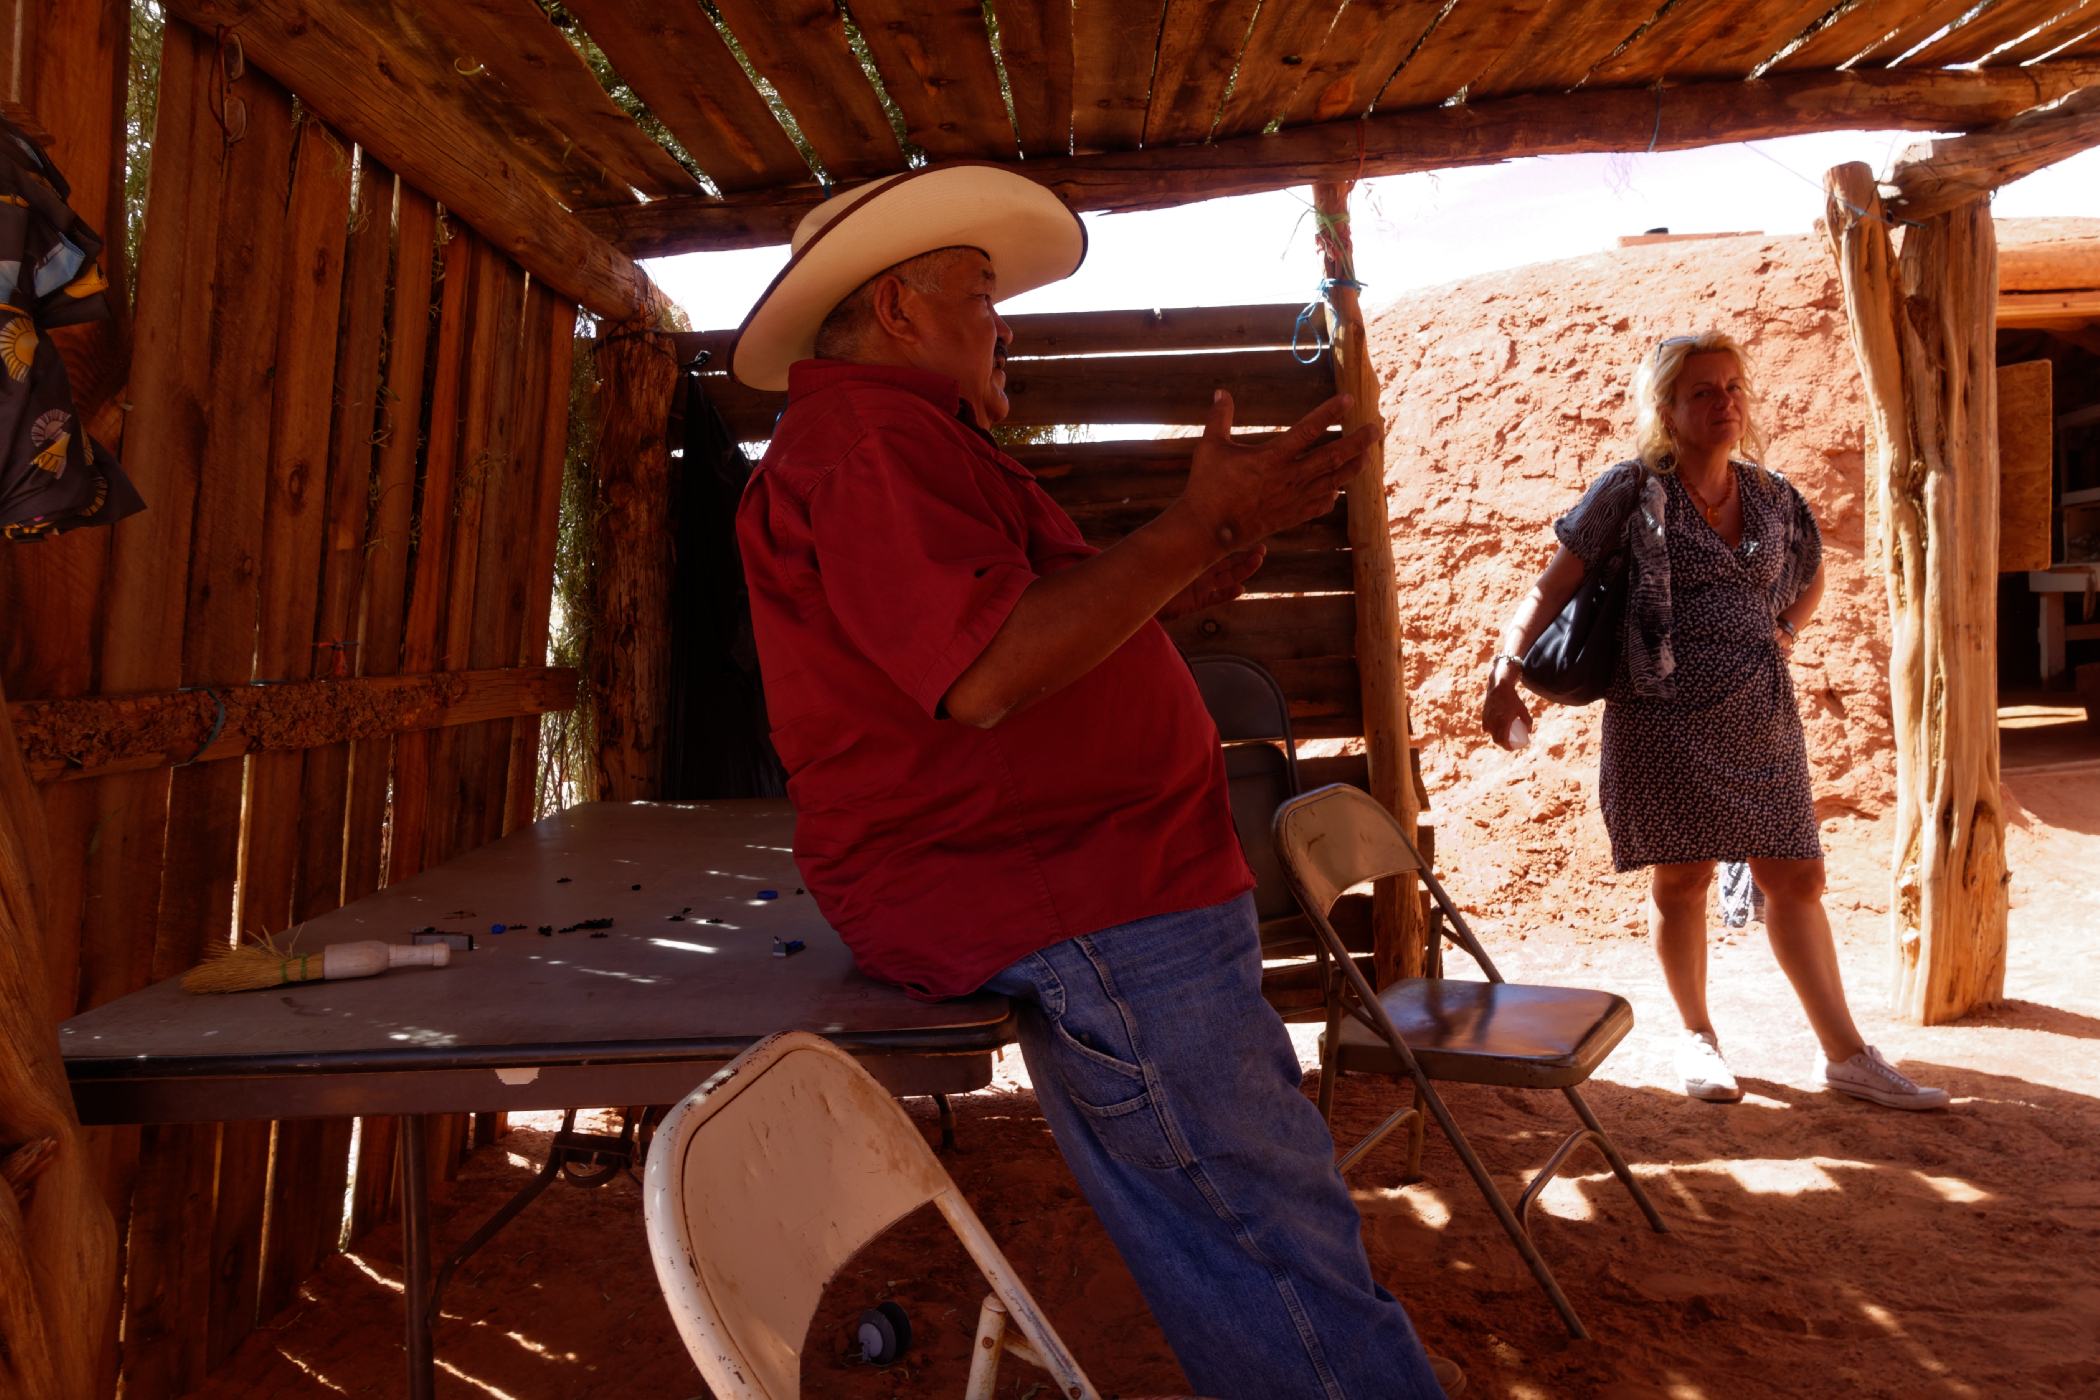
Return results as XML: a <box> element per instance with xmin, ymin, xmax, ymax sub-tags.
<box><xmin>60</xmin><ymin>799</ymin><xmax>1015</xmax><ymax>1400</ymax></box>
<box><xmin>2029</xmin><ymin>566</ymin><xmax>2100</xmax><ymax>681</ymax></box>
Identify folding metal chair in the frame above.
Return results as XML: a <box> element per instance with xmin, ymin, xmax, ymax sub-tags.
<box><xmin>1271</xmin><ymin>784</ymin><xmax>1668</xmax><ymax>1340</ymax></box>
<box><xmin>642</xmin><ymin>1030</ymin><xmax>1207</xmax><ymax>1399</ymax></box>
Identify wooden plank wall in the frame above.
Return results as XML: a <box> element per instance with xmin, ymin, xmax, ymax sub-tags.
<box><xmin>690</xmin><ymin>303</ymin><xmax>1376</xmax><ymax>754</ymax></box>
<box><xmin>0</xmin><ymin>17</ymin><xmax>579</xmax><ymax>1395</ymax></box>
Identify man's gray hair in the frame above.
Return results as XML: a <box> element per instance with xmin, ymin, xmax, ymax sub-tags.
<box><xmin>813</xmin><ymin>246</ymin><xmax>979</xmax><ymax>361</ymax></box>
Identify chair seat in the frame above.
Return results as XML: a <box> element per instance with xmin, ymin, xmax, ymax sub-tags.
<box><xmin>1330</xmin><ymin>978</ymin><xmax>1634</xmax><ymax>1089</ymax></box>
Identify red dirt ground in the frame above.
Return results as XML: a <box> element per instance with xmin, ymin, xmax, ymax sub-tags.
<box><xmin>189</xmin><ymin>757</ymin><xmax>2100</xmax><ymax>1400</ymax></box>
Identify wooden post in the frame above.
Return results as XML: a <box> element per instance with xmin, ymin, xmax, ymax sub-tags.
<box><xmin>1822</xmin><ymin>93</ymin><xmax>2100</xmax><ymax>1023</ymax></box>
<box><xmin>1824</xmin><ymin>166</ymin><xmax>2007</xmax><ymax>1023</ymax></box>
<box><xmin>586</xmin><ymin>314</ymin><xmax>682</xmax><ymax>801</ymax></box>
<box><xmin>0</xmin><ymin>674</ymin><xmax>119</xmax><ymax>1400</ymax></box>
<box><xmin>1314</xmin><ymin>181</ymin><xmax>1425</xmax><ymax>985</ymax></box>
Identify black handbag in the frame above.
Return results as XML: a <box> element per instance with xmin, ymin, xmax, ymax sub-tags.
<box><xmin>1521</xmin><ymin>545</ymin><xmax>1630</xmax><ymax>706</ymax></box>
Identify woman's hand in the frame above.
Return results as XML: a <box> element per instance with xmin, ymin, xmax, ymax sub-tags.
<box><xmin>1482</xmin><ymin>663</ymin><xmax>1535</xmax><ymax>750</ymax></box>
<box><xmin>1774</xmin><ymin>624</ymin><xmax>1796</xmax><ymax>658</ymax></box>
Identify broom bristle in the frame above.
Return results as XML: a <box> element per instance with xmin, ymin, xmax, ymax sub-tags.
<box><xmin>181</xmin><ymin>933</ymin><xmax>323</xmax><ymax>994</ymax></box>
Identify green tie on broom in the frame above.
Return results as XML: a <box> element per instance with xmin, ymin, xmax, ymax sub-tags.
<box><xmin>183</xmin><ymin>931</ymin><xmax>451</xmax><ymax>993</ymax></box>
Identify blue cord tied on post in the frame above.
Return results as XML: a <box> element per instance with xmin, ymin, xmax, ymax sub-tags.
<box><xmin>1291</xmin><ymin>276</ymin><xmax>1367</xmax><ymax>364</ymax></box>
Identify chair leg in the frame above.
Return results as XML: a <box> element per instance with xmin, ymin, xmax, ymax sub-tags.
<box><xmin>964</xmin><ymin>1294</ymin><xmax>1007</xmax><ymax>1400</ymax></box>
<box><xmin>1335</xmin><ymin>1103</ymin><xmax>1420</xmax><ymax>1176</ymax></box>
<box><xmin>1406</xmin><ymin>1070</ymin><xmax>1592</xmax><ymax>1340</ymax></box>
<box><xmin>1316</xmin><ymin>957</ymin><xmax>1343</xmax><ymax>1124</ymax></box>
<box><xmin>1562</xmin><ymin>1086</ymin><xmax>1668</xmax><ymax>1235</ymax></box>
<box><xmin>1405</xmin><ymin>1081</ymin><xmax>1427</xmax><ymax>1182</ymax></box>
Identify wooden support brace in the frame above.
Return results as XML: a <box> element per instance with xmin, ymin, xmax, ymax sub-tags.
<box><xmin>1823</xmin><ymin>163</ymin><xmax>2008</xmax><ymax>1025</ymax></box>
<box><xmin>584</xmin><ymin>62</ymin><xmax>2100</xmax><ymax>258</ymax></box>
<box><xmin>1315</xmin><ymin>180</ymin><xmax>1425</xmax><ymax>986</ymax></box>
<box><xmin>9</xmin><ymin>667</ymin><xmax>579</xmax><ymax>783</ymax></box>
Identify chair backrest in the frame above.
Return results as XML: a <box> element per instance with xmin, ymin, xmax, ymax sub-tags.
<box><xmin>1270</xmin><ymin>783</ymin><xmax>1423</xmax><ymax>921</ymax></box>
<box><xmin>1272</xmin><ymin>785</ymin><xmax>1501</xmax><ymax>984</ymax></box>
<box><xmin>643</xmin><ymin>1032</ymin><xmax>1099</xmax><ymax>1400</ymax></box>
<box><xmin>1188</xmin><ymin>654</ymin><xmax>1302</xmax><ymax>924</ymax></box>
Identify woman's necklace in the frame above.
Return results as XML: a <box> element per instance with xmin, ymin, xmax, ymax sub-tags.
<box><xmin>1680</xmin><ymin>463</ymin><xmax>1734</xmax><ymax>529</ymax></box>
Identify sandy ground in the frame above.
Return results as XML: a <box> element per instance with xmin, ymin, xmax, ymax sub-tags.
<box><xmin>187</xmin><ymin>735</ymin><xmax>2100</xmax><ymax>1400</ymax></box>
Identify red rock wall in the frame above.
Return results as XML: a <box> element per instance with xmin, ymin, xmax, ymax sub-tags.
<box><xmin>1368</xmin><ymin>231</ymin><xmax>1893</xmax><ymax>913</ymax></box>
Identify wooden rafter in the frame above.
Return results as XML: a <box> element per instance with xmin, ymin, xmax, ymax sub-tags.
<box><xmin>709</xmin><ymin>0</ymin><xmax>907</xmax><ymax>180</ymax></box>
<box><xmin>582</xmin><ymin>60</ymin><xmax>2100</xmax><ymax>259</ymax></box>
<box><xmin>1883</xmin><ymin>84</ymin><xmax>2100</xmax><ymax>220</ymax></box>
<box><xmin>851</xmin><ymin>0</ymin><xmax>1019</xmax><ymax>161</ymax></box>
<box><xmin>1072</xmin><ymin>0</ymin><xmax>1166</xmax><ymax>152</ymax></box>
<box><xmin>556</xmin><ymin>0</ymin><xmax>817</xmax><ymax>193</ymax></box>
<box><xmin>991</xmin><ymin>0</ymin><xmax>1077</xmax><ymax>158</ymax></box>
<box><xmin>163</xmin><ymin>0</ymin><xmax>653</xmax><ymax>320</ymax></box>
<box><xmin>397</xmin><ymin>0</ymin><xmax>702</xmax><ymax>203</ymax></box>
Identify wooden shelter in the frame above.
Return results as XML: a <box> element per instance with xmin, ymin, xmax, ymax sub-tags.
<box><xmin>3</xmin><ymin>0</ymin><xmax>2098</xmax><ymax>1395</ymax></box>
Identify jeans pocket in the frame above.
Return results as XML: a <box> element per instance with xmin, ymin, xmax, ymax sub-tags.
<box><xmin>1047</xmin><ymin>1021</ymin><xmax>1182</xmax><ymax>1170</ymax></box>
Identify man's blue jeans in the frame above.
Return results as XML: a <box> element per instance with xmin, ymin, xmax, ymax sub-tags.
<box><xmin>982</xmin><ymin>892</ymin><xmax>1443</xmax><ymax>1400</ymax></box>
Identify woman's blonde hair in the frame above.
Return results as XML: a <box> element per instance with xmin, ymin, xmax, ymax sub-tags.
<box><xmin>1631</xmin><ymin>330</ymin><xmax>1769</xmax><ymax>478</ymax></box>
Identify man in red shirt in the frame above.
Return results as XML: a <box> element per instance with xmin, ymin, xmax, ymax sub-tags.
<box><xmin>734</xmin><ymin>163</ymin><xmax>1457</xmax><ymax>1399</ymax></box>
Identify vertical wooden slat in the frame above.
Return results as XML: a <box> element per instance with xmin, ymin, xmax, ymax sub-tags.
<box><xmin>441</xmin><ymin>250</ymin><xmax>528</xmax><ymax>857</ymax></box>
<box><xmin>483</xmin><ymin>282</ymin><xmax>554</xmax><ymax>836</ymax></box>
<box><xmin>342</xmin><ymin>181</ymin><xmax>438</xmax><ymax>905</ymax></box>
<box><xmin>1315</xmin><ymin>181</ymin><xmax>1425</xmax><ymax>986</ymax></box>
<box><xmin>242</xmin><ymin>113</ymin><xmax>355</xmax><ymax>937</ymax></box>
<box><xmin>586</xmin><ymin>321</ymin><xmax>682</xmax><ymax>801</ymax></box>
<box><xmin>292</xmin><ymin>155</ymin><xmax>394</xmax><ymax>922</ymax></box>
<box><xmin>345</xmin><ymin>1114</ymin><xmax>398</xmax><ymax>1240</ymax></box>
<box><xmin>423</xmin><ymin>242</ymin><xmax>521</xmax><ymax>867</ymax></box>
<box><xmin>201</xmin><ymin>1120</ymin><xmax>270</xmax><ymax>1373</ymax></box>
<box><xmin>127</xmin><ymin>57</ymin><xmax>300</xmax><ymax>1400</ymax></box>
<box><xmin>243</xmin><ymin>114</ymin><xmax>358</xmax><ymax>1333</ymax></box>
<box><xmin>388</xmin><ymin>224</ymin><xmax>475</xmax><ymax>887</ymax></box>
<box><xmin>96</xmin><ymin>25</ymin><xmax>228</xmax><ymax>1393</ymax></box>
<box><xmin>117</xmin><ymin>1124</ymin><xmax>218</xmax><ymax>1400</ymax></box>
<box><xmin>504</xmin><ymin>290</ymin><xmax>579</xmax><ymax>833</ymax></box>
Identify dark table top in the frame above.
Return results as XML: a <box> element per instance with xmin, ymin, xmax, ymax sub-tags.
<box><xmin>61</xmin><ymin>800</ymin><xmax>1014</xmax><ymax>1122</ymax></box>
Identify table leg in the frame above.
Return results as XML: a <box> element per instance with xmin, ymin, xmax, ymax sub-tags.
<box><xmin>399</xmin><ymin>1114</ymin><xmax>434</xmax><ymax>1400</ymax></box>
<box><xmin>2042</xmin><ymin>590</ymin><xmax>2067</xmax><ymax>682</ymax></box>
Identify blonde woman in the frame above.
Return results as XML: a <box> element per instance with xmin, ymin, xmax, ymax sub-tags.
<box><xmin>1481</xmin><ymin>332</ymin><xmax>1946</xmax><ymax>1111</ymax></box>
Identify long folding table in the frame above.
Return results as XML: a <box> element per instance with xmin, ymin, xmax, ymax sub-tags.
<box><xmin>60</xmin><ymin>798</ymin><xmax>1016</xmax><ymax>1399</ymax></box>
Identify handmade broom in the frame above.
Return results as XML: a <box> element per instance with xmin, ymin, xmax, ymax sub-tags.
<box><xmin>183</xmin><ymin>934</ymin><xmax>451</xmax><ymax>993</ymax></box>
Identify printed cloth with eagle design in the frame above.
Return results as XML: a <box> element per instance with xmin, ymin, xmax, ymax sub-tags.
<box><xmin>0</xmin><ymin>113</ymin><xmax>143</xmax><ymax>541</ymax></box>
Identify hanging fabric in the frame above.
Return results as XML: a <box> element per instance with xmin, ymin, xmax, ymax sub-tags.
<box><xmin>0</xmin><ymin>113</ymin><xmax>144</xmax><ymax>541</ymax></box>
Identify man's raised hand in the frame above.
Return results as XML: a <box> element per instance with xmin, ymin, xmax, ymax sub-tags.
<box><xmin>1177</xmin><ymin>390</ymin><xmax>1377</xmax><ymax>558</ymax></box>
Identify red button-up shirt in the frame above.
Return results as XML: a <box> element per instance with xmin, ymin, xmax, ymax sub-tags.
<box><xmin>737</xmin><ymin>361</ymin><xmax>1251</xmax><ymax>999</ymax></box>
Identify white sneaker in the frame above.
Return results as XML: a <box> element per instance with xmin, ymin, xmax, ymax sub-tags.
<box><xmin>1675</xmin><ymin>1030</ymin><xmax>1743</xmax><ymax>1102</ymax></box>
<box><xmin>1812</xmin><ymin>1045</ymin><xmax>1950</xmax><ymax>1110</ymax></box>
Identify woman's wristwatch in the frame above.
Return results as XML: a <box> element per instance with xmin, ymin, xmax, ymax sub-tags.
<box><xmin>1777</xmin><ymin>617</ymin><xmax>1798</xmax><ymax>639</ymax></box>
<box><xmin>1490</xmin><ymin>652</ymin><xmax>1525</xmax><ymax>683</ymax></box>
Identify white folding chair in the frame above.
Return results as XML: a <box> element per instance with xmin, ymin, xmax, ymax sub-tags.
<box><xmin>643</xmin><ymin>1030</ymin><xmax>1203</xmax><ymax>1399</ymax></box>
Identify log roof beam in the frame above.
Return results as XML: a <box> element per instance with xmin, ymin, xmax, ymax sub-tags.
<box><xmin>580</xmin><ymin>60</ymin><xmax>2100</xmax><ymax>259</ymax></box>
<box><xmin>162</xmin><ymin>0</ymin><xmax>656</xmax><ymax>321</ymax></box>
<box><xmin>1884</xmin><ymin>85</ymin><xmax>2100</xmax><ymax>221</ymax></box>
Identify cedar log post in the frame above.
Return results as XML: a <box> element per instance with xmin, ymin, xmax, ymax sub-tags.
<box><xmin>1315</xmin><ymin>181</ymin><xmax>1426</xmax><ymax>984</ymax></box>
<box><xmin>1823</xmin><ymin>89</ymin><xmax>2100</xmax><ymax>1023</ymax></box>
<box><xmin>0</xmin><ymin>673</ymin><xmax>119</xmax><ymax>1400</ymax></box>
<box><xmin>586</xmin><ymin>313</ymin><xmax>683</xmax><ymax>801</ymax></box>
<box><xmin>1825</xmin><ymin>169</ymin><xmax>2006</xmax><ymax>1023</ymax></box>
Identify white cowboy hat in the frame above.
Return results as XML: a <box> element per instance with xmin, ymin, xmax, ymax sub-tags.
<box><xmin>730</xmin><ymin>161</ymin><xmax>1088</xmax><ymax>392</ymax></box>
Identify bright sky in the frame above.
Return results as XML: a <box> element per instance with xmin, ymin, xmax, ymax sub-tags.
<box><xmin>648</xmin><ymin>134</ymin><xmax>2100</xmax><ymax>332</ymax></box>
